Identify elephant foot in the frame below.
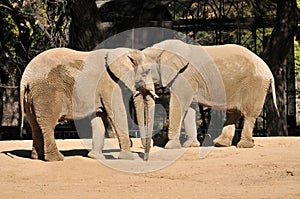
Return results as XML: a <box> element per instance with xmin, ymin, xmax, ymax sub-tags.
<box><xmin>31</xmin><ymin>150</ymin><xmax>38</xmax><ymax>159</ymax></box>
<box><xmin>118</xmin><ymin>150</ymin><xmax>134</xmax><ymax>160</ymax></box>
<box><xmin>237</xmin><ymin>139</ymin><xmax>255</xmax><ymax>148</ymax></box>
<box><xmin>44</xmin><ymin>151</ymin><xmax>64</xmax><ymax>161</ymax></box>
<box><xmin>141</xmin><ymin>138</ymin><xmax>147</xmax><ymax>148</ymax></box>
<box><xmin>213</xmin><ymin>136</ymin><xmax>232</xmax><ymax>147</ymax></box>
<box><xmin>143</xmin><ymin>152</ymin><xmax>149</xmax><ymax>161</ymax></box>
<box><xmin>31</xmin><ymin>147</ymin><xmax>44</xmax><ymax>160</ymax></box>
<box><xmin>182</xmin><ymin>138</ymin><xmax>200</xmax><ymax>148</ymax></box>
<box><xmin>165</xmin><ymin>139</ymin><xmax>181</xmax><ymax>149</ymax></box>
<box><xmin>87</xmin><ymin>150</ymin><xmax>105</xmax><ymax>160</ymax></box>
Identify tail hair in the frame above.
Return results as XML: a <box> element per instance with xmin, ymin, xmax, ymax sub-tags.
<box><xmin>270</xmin><ymin>78</ymin><xmax>279</xmax><ymax>117</ymax></box>
<box><xmin>19</xmin><ymin>85</ymin><xmax>28</xmax><ymax>138</ymax></box>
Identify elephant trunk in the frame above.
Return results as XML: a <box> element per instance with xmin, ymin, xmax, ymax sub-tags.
<box><xmin>134</xmin><ymin>90</ymin><xmax>156</xmax><ymax>161</ymax></box>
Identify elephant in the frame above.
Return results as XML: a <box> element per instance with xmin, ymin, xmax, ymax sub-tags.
<box><xmin>20</xmin><ymin>47</ymin><xmax>157</xmax><ymax>161</ymax></box>
<box><xmin>143</xmin><ymin>39</ymin><xmax>278</xmax><ymax>149</ymax></box>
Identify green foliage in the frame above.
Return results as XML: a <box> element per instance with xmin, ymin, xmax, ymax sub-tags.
<box><xmin>294</xmin><ymin>39</ymin><xmax>300</xmax><ymax>78</ymax></box>
<box><xmin>0</xmin><ymin>0</ymin><xmax>70</xmax><ymax>84</ymax></box>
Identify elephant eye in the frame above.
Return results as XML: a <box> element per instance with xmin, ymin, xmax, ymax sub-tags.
<box><xmin>144</xmin><ymin>69</ymin><xmax>151</xmax><ymax>75</ymax></box>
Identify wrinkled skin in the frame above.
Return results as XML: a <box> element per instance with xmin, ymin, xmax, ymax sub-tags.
<box><xmin>132</xmin><ymin>59</ymin><xmax>158</xmax><ymax>160</ymax></box>
<box><xmin>143</xmin><ymin>40</ymin><xmax>278</xmax><ymax>149</ymax></box>
<box><xmin>20</xmin><ymin>48</ymin><xmax>156</xmax><ymax>161</ymax></box>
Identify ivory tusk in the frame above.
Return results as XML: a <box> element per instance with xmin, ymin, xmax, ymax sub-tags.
<box><xmin>134</xmin><ymin>90</ymin><xmax>140</xmax><ymax>97</ymax></box>
<box><xmin>150</xmin><ymin>90</ymin><xmax>159</xmax><ymax>99</ymax></box>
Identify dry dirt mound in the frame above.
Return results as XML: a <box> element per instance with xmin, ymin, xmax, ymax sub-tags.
<box><xmin>0</xmin><ymin>137</ymin><xmax>299</xmax><ymax>199</ymax></box>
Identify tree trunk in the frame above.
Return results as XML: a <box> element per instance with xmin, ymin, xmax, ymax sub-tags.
<box><xmin>68</xmin><ymin>0</ymin><xmax>103</xmax><ymax>51</ymax></box>
<box><xmin>262</xmin><ymin>0</ymin><xmax>298</xmax><ymax>136</ymax></box>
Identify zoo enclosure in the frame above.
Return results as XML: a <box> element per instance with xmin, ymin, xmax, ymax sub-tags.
<box><xmin>0</xmin><ymin>0</ymin><xmax>298</xmax><ymax>139</ymax></box>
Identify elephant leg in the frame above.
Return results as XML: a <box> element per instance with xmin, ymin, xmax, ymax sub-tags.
<box><xmin>88</xmin><ymin>116</ymin><xmax>105</xmax><ymax>159</ymax></box>
<box><xmin>25</xmin><ymin>103</ymin><xmax>44</xmax><ymax>159</ymax></box>
<box><xmin>30</xmin><ymin>121</ymin><xmax>44</xmax><ymax>160</ymax></box>
<box><xmin>182</xmin><ymin>107</ymin><xmax>200</xmax><ymax>148</ymax></box>
<box><xmin>40</xmin><ymin>124</ymin><xmax>64</xmax><ymax>161</ymax></box>
<box><xmin>35</xmin><ymin>104</ymin><xmax>64</xmax><ymax>161</ymax></box>
<box><xmin>214</xmin><ymin>111</ymin><xmax>241</xmax><ymax>147</ymax></box>
<box><xmin>237</xmin><ymin>117</ymin><xmax>255</xmax><ymax>148</ymax></box>
<box><xmin>105</xmin><ymin>97</ymin><xmax>134</xmax><ymax>160</ymax></box>
<box><xmin>165</xmin><ymin>93</ymin><xmax>191</xmax><ymax>149</ymax></box>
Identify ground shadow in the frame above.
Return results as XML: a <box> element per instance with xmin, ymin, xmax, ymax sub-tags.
<box><xmin>61</xmin><ymin>149</ymin><xmax>89</xmax><ymax>157</ymax></box>
<box><xmin>1</xmin><ymin>149</ymin><xmax>90</xmax><ymax>160</ymax></box>
<box><xmin>2</xmin><ymin>149</ymin><xmax>145</xmax><ymax>160</ymax></box>
<box><xmin>2</xmin><ymin>149</ymin><xmax>32</xmax><ymax>159</ymax></box>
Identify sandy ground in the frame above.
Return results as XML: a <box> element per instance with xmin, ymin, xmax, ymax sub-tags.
<box><xmin>0</xmin><ymin>137</ymin><xmax>299</xmax><ymax>199</ymax></box>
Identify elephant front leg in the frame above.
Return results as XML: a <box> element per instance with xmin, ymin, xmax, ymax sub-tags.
<box><xmin>106</xmin><ymin>102</ymin><xmax>134</xmax><ymax>160</ymax></box>
<box><xmin>88</xmin><ymin>116</ymin><xmax>105</xmax><ymax>159</ymax></box>
<box><xmin>182</xmin><ymin>107</ymin><xmax>200</xmax><ymax>148</ymax></box>
<box><xmin>237</xmin><ymin>117</ymin><xmax>255</xmax><ymax>148</ymax></box>
<box><xmin>165</xmin><ymin>94</ymin><xmax>184</xmax><ymax>149</ymax></box>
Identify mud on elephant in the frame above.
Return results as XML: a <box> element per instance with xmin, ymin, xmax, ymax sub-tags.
<box><xmin>143</xmin><ymin>39</ymin><xmax>278</xmax><ymax>149</ymax></box>
<box><xmin>20</xmin><ymin>47</ymin><xmax>157</xmax><ymax>161</ymax></box>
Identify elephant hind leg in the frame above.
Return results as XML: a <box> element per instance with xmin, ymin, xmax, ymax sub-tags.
<box><xmin>31</xmin><ymin>123</ymin><xmax>44</xmax><ymax>160</ymax></box>
<box><xmin>38</xmin><ymin>118</ymin><xmax>64</xmax><ymax>161</ymax></box>
<box><xmin>237</xmin><ymin>117</ymin><xmax>255</xmax><ymax>148</ymax></box>
<box><xmin>214</xmin><ymin>111</ymin><xmax>241</xmax><ymax>147</ymax></box>
<box><xmin>41</xmin><ymin>125</ymin><xmax>64</xmax><ymax>161</ymax></box>
<box><xmin>35</xmin><ymin>108</ymin><xmax>64</xmax><ymax>161</ymax></box>
<box><xmin>25</xmin><ymin>103</ymin><xmax>44</xmax><ymax>160</ymax></box>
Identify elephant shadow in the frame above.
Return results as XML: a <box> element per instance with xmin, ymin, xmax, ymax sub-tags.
<box><xmin>102</xmin><ymin>149</ymin><xmax>144</xmax><ymax>160</ymax></box>
<box><xmin>2</xmin><ymin>149</ymin><xmax>145</xmax><ymax>160</ymax></box>
<box><xmin>1</xmin><ymin>149</ymin><xmax>90</xmax><ymax>160</ymax></box>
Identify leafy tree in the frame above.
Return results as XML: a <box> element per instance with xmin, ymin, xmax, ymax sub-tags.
<box><xmin>68</xmin><ymin>0</ymin><xmax>103</xmax><ymax>50</ymax></box>
<box><xmin>0</xmin><ymin>0</ymin><xmax>70</xmax><ymax>125</ymax></box>
<box><xmin>262</xmin><ymin>0</ymin><xmax>298</xmax><ymax>136</ymax></box>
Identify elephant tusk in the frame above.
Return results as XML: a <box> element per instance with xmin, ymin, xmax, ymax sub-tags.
<box><xmin>150</xmin><ymin>90</ymin><xmax>159</xmax><ymax>99</ymax></box>
<box><xmin>134</xmin><ymin>90</ymin><xmax>140</xmax><ymax>97</ymax></box>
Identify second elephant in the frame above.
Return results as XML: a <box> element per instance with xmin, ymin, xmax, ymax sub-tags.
<box><xmin>143</xmin><ymin>39</ymin><xmax>278</xmax><ymax>149</ymax></box>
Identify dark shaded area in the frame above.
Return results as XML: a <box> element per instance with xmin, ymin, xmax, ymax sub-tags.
<box><xmin>1</xmin><ymin>148</ymin><xmax>145</xmax><ymax>160</ymax></box>
<box><xmin>68</xmin><ymin>0</ymin><xmax>103</xmax><ymax>50</ymax></box>
<box><xmin>1</xmin><ymin>149</ymin><xmax>89</xmax><ymax>160</ymax></box>
<box><xmin>99</xmin><ymin>0</ymin><xmax>172</xmax><ymax>38</ymax></box>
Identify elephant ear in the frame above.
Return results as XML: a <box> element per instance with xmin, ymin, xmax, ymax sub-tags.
<box><xmin>106</xmin><ymin>49</ymin><xmax>141</xmax><ymax>91</ymax></box>
<box><xmin>159</xmin><ymin>50</ymin><xmax>190</xmax><ymax>88</ymax></box>
<box><xmin>146</xmin><ymin>40</ymin><xmax>191</xmax><ymax>88</ymax></box>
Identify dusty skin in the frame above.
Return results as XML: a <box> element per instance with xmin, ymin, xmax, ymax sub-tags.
<box><xmin>0</xmin><ymin>137</ymin><xmax>299</xmax><ymax>199</ymax></box>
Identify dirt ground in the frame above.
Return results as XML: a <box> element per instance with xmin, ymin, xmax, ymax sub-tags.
<box><xmin>0</xmin><ymin>137</ymin><xmax>299</xmax><ymax>199</ymax></box>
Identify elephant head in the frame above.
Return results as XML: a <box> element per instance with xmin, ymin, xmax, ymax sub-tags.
<box><xmin>106</xmin><ymin>49</ymin><xmax>160</xmax><ymax>161</ymax></box>
<box><xmin>143</xmin><ymin>41</ymin><xmax>191</xmax><ymax>88</ymax></box>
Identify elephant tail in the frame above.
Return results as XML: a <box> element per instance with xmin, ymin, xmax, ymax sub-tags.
<box><xmin>19</xmin><ymin>85</ymin><xmax>26</xmax><ymax>138</ymax></box>
<box><xmin>270</xmin><ymin>78</ymin><xmax>279</xmax><ymax>117</ymax></box>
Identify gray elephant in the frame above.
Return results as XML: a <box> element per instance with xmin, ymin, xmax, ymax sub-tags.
<box><xmin>143</xmin><ymin>39</ymin><xmax>278</xmax><ymax>149</ymax></box>
<box><xmin>20</xmin><ymin>47</ymin><xmax>156</xmax><ymax>161</ymax></box>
